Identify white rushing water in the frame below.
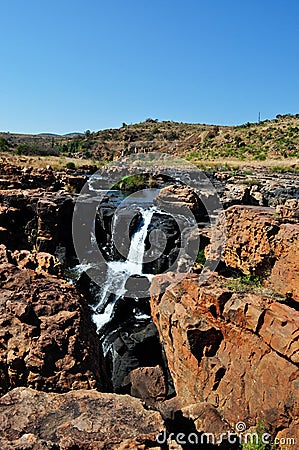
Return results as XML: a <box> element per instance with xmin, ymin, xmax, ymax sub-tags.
<box><xmin>92</xmin><ymin>207</ymin><xmax>155</xmax><ymax>331</ymax></box>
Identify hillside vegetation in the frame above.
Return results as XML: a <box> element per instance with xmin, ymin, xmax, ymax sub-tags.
<box><xmin>1</xmin><ymin>114</ymin><xmax>299</xmax><ymax>170</ymax></box>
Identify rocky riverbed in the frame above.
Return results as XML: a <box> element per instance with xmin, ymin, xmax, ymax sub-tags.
<box><xmin>0</xmin><ymin>159</ymin><xmax>298</xmax><ymax>449</ymax></box>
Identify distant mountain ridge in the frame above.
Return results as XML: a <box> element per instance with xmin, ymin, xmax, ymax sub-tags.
<box><xmin>37</xmin><ymin>132</ymin><xmax>84</xmax><ymax>137</ymax></box>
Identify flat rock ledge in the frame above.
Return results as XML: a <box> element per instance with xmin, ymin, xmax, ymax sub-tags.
<box><xmin>0</xmin><ymin>387</ymin><xmax>165</xmax><ymax>450</ymax></box>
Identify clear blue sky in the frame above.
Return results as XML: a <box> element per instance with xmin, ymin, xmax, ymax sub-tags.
<box><xmin>0</xmin><ymin>0</ymin><xmax>298</xmax><ymax>134</ymax></box>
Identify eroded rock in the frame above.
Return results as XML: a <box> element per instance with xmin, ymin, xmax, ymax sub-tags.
<box><xmin>0</xmin><ymin>189</ymin><xmax>75</xmax><ymax>254</ymax></box>
<box><xmin>0</xmin><ymin>263</ymin><xmax>109</xmax><ymax>395</ymax></box>
<box><xmin>0</xmin><ymin>387</ymin><xmax>165</xmax><ymax>450</ymax></box>
<box><xmin>208</xmin><ymin>205</ymin><xmax>299</xmax><ymax>301</ymax></box>
<box><xmin>155</xmin><ymin>184</ymin><xmax>207</xmax><ymax>221</ymax></box>
<box><xmin>128</xmin><ymin>365</ymin><xmax>167</xmax><ymax>404</ymax></box>
<box><xmin>150</xmin><ymin>273</ymin><xmax>299</xmax><ymax>437</ymax></box>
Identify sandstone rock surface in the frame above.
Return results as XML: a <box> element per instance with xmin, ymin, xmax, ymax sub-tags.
<box><xmin>0</xmin><ymin>189</ymin><xmax>75</xmax><ymax>254</ymax></box>
<box><xmin>150</xmin><ymin>272</ymin><xmax>299</xmax><ymax>437</ymax></box>
<box><xmin>276</xmin><ymin>198</ymin><xmax>299</xmax><ymax>221</ymax></box>
<box><xmin>0</xmin><ymin>160</ymin><xmax>92</xmax><ymax>192</ymax></box>
<box><xmin>128</xmin><ymin>365</ymin><xmax>167</xmax><ymax>404</ymax></box>
<box><xmin>155</xmin><ymin>184</ymin><xmax>206</xmax><ymax>221</ymax></box>
<box><xmin>1</xmin><ymin>160</ymin><xmax>299</xmax><ymax>447</ymax></box>
<box><xmin>0</xmin><ymin>387</ymin><xmax>165</xmax><ymax>450</ymax></box>
<box><xmin>0</xmin><ymin>244</ymin><xmax>63</xmax><ymax>276</ymax></box>
<box><xmin>268</xmin><ymin>222</ymin><xmax>299</xmax><ymax>301</ymax></box>
<box><xmin>0</xmin><ymin>162</ymin><xmax>58</xmax><ymax>190</ymax></box>
<box><xmin>209</xmin><ymin>205</ymin><xmax>299</xmax><ymax>301</ymax></box>
<box><xmin>0</xmin><ymin>262</ymin><xmax>109</xmax><ymax>395</ymax></box>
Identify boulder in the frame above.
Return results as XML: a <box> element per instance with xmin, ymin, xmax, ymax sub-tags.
<box><xmin>0</xmin><ymin>162</ymin><xmax>59</xmax><ymax>190</ymax></box>
<box><xmin>208</xmin><ymin>205</ymin><xmax>299</xmax><ymax>301</ymax></box>
<box><xmin>11</xmin><ymin>249</ymin><xmax>63</xmax><ymax>276</ymax></box>
<box><xmin>0</xmin><ymin>243</ymin><xmax>10</xmax><ymax>263</ymax></box>
<box><xmin>104</xmin><ymin>321</ymin><xmax>167</xmax><ymax>393</ymax></box>
<box><xmin>0</xmin><ymin>387</ymin><xmax>165</xmax><ymax>449</ymax></box>
<box><xmin>150</xmin><ymin>273</ymin><xmax>299</xmax><ymax>437</ymax></box>
<box><xmin>60</xmin><ymin>174</ymin><xmax>87</xmax><ymax>192</ymax></box>
<box><xmin>276</xmin><ymin>198</ymin><xmax>299</xmax><ymax>221</ymax></box>
<box><xmin>128</xmin><ymin>365</ymin><xmax>167</xmax><ymax>404</ymax></box>
<box><xmin>220</xmin><ymin>183</ymin><xmax>260</xmax><ymax>208</ymax></box>
<box><xmin>0</xmin><ymin>262</ymin><xmax>109</xmax><ymax>395</ymax></box>
<box><xmin>268</xmin><ymin>222</ymin><xmax>299</xmax><ymax>300</ymax></box>
<box><xmin>154</xmin><ymin>184</ymin><xmax>207</xmax><ymax>221</ymax></box>
<box><xmin>0</xmin><ymin>189</ymin><xmax>75</xmax><ymax>254</ymax></box>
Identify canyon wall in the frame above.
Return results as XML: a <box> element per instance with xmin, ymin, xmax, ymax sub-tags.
<box><xmin>150</xmin><ymin>204</ymin><xmax>299</xmax><ymax>443</ymax></box>
<box><xmin>1</xmin><ymin>161</ymin><xmax>299</xmax><ymax>448</ymax></box>
<box><xmin>209</xmin><ymin>204</ymin><xmax>299</xmax><ymax>302</ymax></box>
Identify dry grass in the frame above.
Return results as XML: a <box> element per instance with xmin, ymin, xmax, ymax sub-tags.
<box><xmin>0</xmin><ymin>152</ymin><xmax>100</xmax><ymax>170</ymax></box>
<box><xmin>1</xmin><ymin>151</ymin><xmax>298</xmax><ymax>173</ymax></box>
<box><xmin>191</xmin><ymin>157</ymin><xmax>299</xmax><ymax>170</ymax></box>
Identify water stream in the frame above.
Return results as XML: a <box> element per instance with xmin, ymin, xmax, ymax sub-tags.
<box><xmin>91</xmin><ymin>207</ymin><xmax>155</xmax><ymax>332</ymax></box>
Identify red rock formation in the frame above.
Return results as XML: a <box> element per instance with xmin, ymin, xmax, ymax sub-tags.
<box><xmin>0</xmin><ymin>262</ymin><xmax>109</xmax><ymax>395</ymax></box>
<box><xmin>268</xmin><ymin>222</ymin><xmax>299</xmax><ymax>301</ymax></box>
<box><xmin>276</xmin><ymin>198</ymin><xmax>299</xmax><ymax>221</ymax></box>
<box><xmin>208</xmin><ymin>205</ymin><xmax>299</xmax><ymax>301</ymax></box>
<box><xmin>0</xmin><ymin>189</ymin><xmax>75</xmax><ymax>253</ymax></box>
<box><xmin>0</xmin><ymin>387</ymin><xmax>164</xmax><ymax>449</ymax></box>
<box><xmin>155</xmin><ymin>184</ymin><xmax>206</xmax><ymax>221</ymax></box>
<box><xmin>0</xmin><ymin>160</ymin><xmax>90</xmax><ymax>191</ymax></box>
<box><xmin>1</xmin><ymin>162</ymin><xmax>298</xmax><ymax>447</ymax></box>
<box><xmin>128</xmin><ymin>365</ymin><xmax>167</xmax><ymax>404</ymax></box>
<box><xmin>150</xmin><ymin>272</ymin><xmax>299</xmax><ymax>438</ymax></box>
<box><xmin>0</xmin><ymin>244</ymin><xmax>63</xmax><ymax>276</ymax></box>
<box><xmin>0</xmin><ymin>162</ymin><xmax>58</xmax><ymax>190</ymax></box>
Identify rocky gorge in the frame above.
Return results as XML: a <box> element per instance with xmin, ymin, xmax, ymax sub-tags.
<box><xmin>0</xmin><ymin>158</ymin><xmax>298</xmax><ymax>449</ymax></box>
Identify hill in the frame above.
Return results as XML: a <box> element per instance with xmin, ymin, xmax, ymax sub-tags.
<box><xmin>89</xmin><ymin>114</ymin><xmax>299</xmax><ymax>163</ymax></box>
<box><xmin>1</xmin><ymin>114</ymin><xmax>299</xmax><ymax>169</ymax></box>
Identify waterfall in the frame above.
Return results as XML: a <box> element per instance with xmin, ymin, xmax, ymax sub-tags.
<box><xmin>126</xmin><ymin>209</ymin><xmax>154</xmax><ymax>274</ymax></box>
<box><xmin>92</xmin><ymin>208</ymin><xmax>155</xmax><ymax>331</ymax></box>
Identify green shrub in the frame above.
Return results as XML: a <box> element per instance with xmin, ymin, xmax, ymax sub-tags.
<box><xmin>240</xmin><ymin>421</ymin><xmax>281</xmax><ymax>450</ymax></box>
<box><xmin>254</xmin><ymin>153</ymin><xmax>267</xmax><ymax>161</ymax></box>
<box><xmin>115</xmin><ymin>174</ymin><xmax>148</xmax><ymax>192</ymax></box>
<box><xmin>164</xmin><ymin>131</ymin><xmax>179</xmax><ymax>141</ymax></box>
<box><xmin>0</xmin><ymin>136</ymin><xmax>9</xmax><ymax>151</ymax></box>
<box><xmin>66</xmin><ymin>161</ymin><xmax>76</xmax><ymax>170</ymax></box>
<box><xmin>241</xmin><ymin>179</ymin><xmax>262</xmax><ymax>186</ymax></box>
<box><xmin>227</xmin><ymin>274</ymin><xmax>262</xmax><ymax>293</ymax></box>
<box><xmin>196</xmin><ymin>249</ymin><xmax>206</xmax><ymax>265</ymax></box>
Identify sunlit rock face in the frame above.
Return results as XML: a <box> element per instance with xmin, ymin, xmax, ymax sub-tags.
<box><xmin>0</xmin><ymin>260</ymin><xmax>109</xmax><ymax>395</ymax></box>
<box><xmin>150</xmin><ymin>272</ymin><xmax>299</xmax><ymax>437</ymax></box>
<box><xmin>208</xmin><ymin>204</ymin><xmax>299</xmax><ymax>301</ymax></box>
<box><xmin>0</xmin><ymin>387</ymin><xmax>165</xmax><ymax>450</ymax></box>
